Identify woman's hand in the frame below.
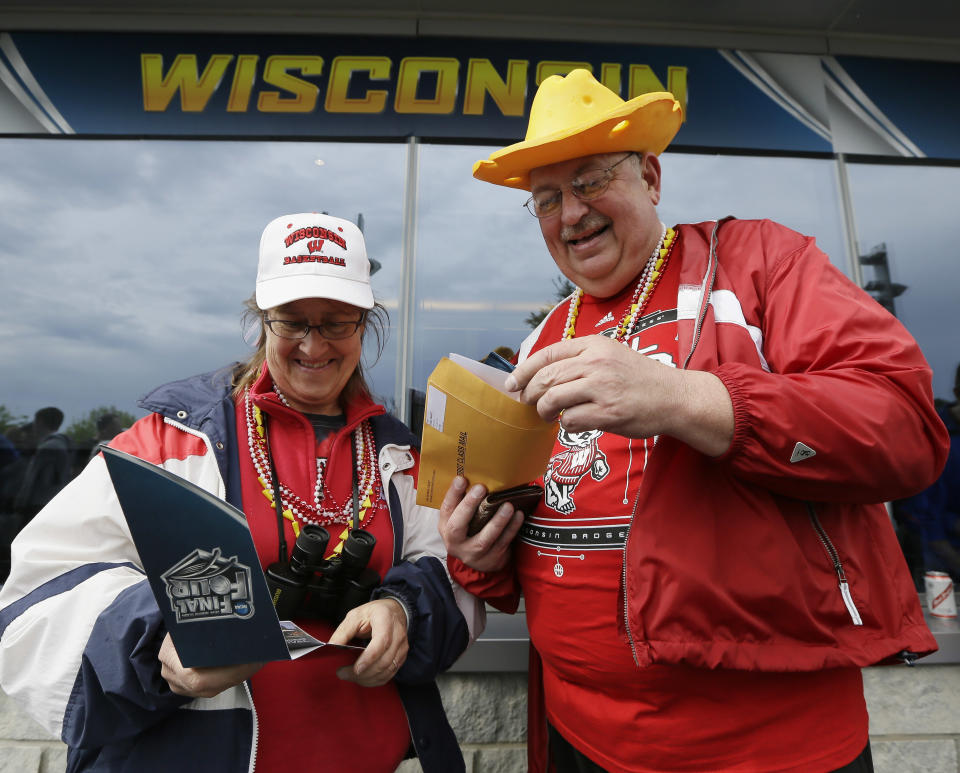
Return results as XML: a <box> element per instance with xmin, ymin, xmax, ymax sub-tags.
<box><xmin>158</xmin><ymin>633</ymin><xmax>263</xmax><ymax>698</ymax></box>
<box><xmin>329</xmin><ymin>598</ymin><xmax>409</xmax><ymax>687</ymax></box>
<box><xmin>437</xmin><ymin>476</ymin><xmax>524</xmax><ymax>573</ymax></box>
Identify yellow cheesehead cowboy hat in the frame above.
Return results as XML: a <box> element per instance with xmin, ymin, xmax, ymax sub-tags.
<box><xmin>472</xmin><ymin>68</ymin><xmax>683</xmax><ymax>190</ymax></box>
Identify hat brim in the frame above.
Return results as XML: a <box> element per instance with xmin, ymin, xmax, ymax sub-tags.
<box><xmin>473</xmin><ymin>92</ymin><xmax>682</xmax><ymax>190</ymax></box>
<box><xmin>256</xmin><ymin>275</ymin><xmax>375</xmax><ymax>311</ymax></box>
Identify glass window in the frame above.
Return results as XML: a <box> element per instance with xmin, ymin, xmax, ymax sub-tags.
<box><xmin>412</xmin><ymin>148</ymin><xmax>851</xmax><ymax>400</ymax></box>
<box><xmin>0</xmin><ymin>138</ymin><xmax>405</xmax><ymax>508</ymax></box>
<box><xmin>845</xmin><ymin>161</ymin><xmax>958</xmax><ymax>399</ymax></box>
<box><xmin>845</xmin><ymin>160</ymin><xmax>960</xmax><ymax>590</ymax></box>
<box><xmin>658</xmin><ymin>152</ymin><xmax>850</xmax><ymax>276</ymax></box>
<box><xmin>413</xmin><ymin>143</ymin><xmax>558</xmax><ymax>398</ymax></box>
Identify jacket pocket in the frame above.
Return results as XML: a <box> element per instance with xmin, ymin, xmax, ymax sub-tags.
<box><xmin>807</xmin><ymin>502</ymin><xmax>863</xmax><ymax>626</ymax></box>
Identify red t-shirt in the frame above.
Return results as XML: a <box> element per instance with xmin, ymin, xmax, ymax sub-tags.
<box><xmin>516</xmin><ymin>244</ymin><xmax>867</xmax><ymax>772</ymax></box>
<box><xmin>235</xmin><ymin>383</ymin><xmax>410</xmax><ymax>772</ymax></box>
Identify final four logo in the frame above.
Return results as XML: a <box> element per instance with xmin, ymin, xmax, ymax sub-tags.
<box><xmin>161</xmin><ymin>548</ymin><xmax>255</xmax><ymax>623</ymax></box>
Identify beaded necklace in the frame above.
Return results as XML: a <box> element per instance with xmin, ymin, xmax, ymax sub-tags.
<box><xmin>562</xmin><ymin>224</ymin><xmax>677</xmax><ymax>342</ymax></box>
<box><xmin>244</xmin><ymin>387</ymin><xmax>379</xmax><ymax>551</ymax></box>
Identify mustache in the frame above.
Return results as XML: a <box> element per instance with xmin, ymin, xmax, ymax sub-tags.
<box><xmin>560</xmin><ymin>215</ymin><xmax>610</xmax><ymax>242</ymax></box>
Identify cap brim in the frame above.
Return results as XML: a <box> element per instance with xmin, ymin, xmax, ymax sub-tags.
<box><xmin>473</xmin><ymin>93</ymin><xmax>682</xmax><ymax>190</ymax></box>
<box><xmin>256</xmin><ymin>275</ymin><xmax>375</xmax><ymax>311</ymax></box>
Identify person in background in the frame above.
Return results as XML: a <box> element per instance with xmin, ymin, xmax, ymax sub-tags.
<box><xmin>88</xmin><ymin>412</ymin><xmax>126</xmax><ymax>461</ymax></box>
<box><xmin>0</xmin><ymin>212</ymin><xmax>482</xmax><ymax>773</ymax></box>
<box><xmin>0</xmin><ymin>426</ymin><xmax>23</xmax><ymax>583</ymax></box>
<box><xmin>0</xmin><ymin>422</ymin><xmax>32</xmax><ymax>518</ymax></box>
<box><xmin>0</xmin><ymin>426</ymin><xmax>22</xmax><ymax>513</ymax></box>
<box><xmin>13</xmin><ymin>406</ymin><xmax>71</xmax><ymax>520</ymax></box>
<box><xmin>437</xmin><ymin>69</ymin><xmax>949</xmax><ymax>773</ymax></box>
<box><xmin>0</xmin><ymin>431</ymin><xmax>17</xmax><ymax>474</ymax></box>
<box><xmin>897</xmin><ymin>362</ymin><xmax>960</xmax><ymax>581</ymax></box>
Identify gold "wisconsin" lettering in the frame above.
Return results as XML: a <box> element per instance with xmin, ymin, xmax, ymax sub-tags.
<box><xmin>141</xmin><ymin>54</ymin><xmax>688</xmax><ymax>119</ymax></box>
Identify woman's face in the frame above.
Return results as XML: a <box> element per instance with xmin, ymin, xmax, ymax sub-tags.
<box><xmin>264</xmin><ymin>298</ymin><xmax>365</xmax><ymax>415</ymax></box>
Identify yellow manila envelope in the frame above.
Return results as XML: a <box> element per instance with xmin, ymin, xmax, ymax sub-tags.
<box><xmin>416</xmin><ymin>354</ymin><xmax>559</xmax><ymax>508</ymax></box>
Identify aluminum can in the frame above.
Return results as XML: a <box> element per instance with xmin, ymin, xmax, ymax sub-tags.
<box><xmin>925</xmin><ymin>570</ymin><xmax>957</xmax><ymax>619</ymax></box>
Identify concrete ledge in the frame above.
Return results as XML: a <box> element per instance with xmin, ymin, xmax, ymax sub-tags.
<box><xmin>872</xmin><ymin>739</ymin><xmax>959</xmax><ymax>773</ymax></box>
<box><xmin>922</xmin><ymin>609</ymin><xmax>960</xmax><ymax>664</ymax></box>
<box><xmin>0</xmin><ymin>745</ymin><xmax>43</xmax><ymax>773</ymax></box>
<box><xmin>2</xmin><ymin>665</ymin><xmax>959</xmax><ymax>773</ymax></box>
<box><xmin>438</xmin><ymin>673</ymin><xmax>527</xmax><ymax>745</ymax></box>
<box><xmin>864</xmin><ymin>664</ymin><xmax>960</xmax><ymax>736</ymax></box>
<box><xmin>452</xmin><ymin>600</ymin><xmax>960</xmax><ymax>673</ymax></box>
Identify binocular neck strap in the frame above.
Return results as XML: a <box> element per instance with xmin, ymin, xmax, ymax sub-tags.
<box><xmin>351</xmin><ymin>459</ymin><xmax>360</xmax><ymax>533</ymax></box>
<box><xmin>262</xmin><ymin>411</ymin><xmax>361</xmax><ymax>562</ymax></box>
<box><xmin>262</xmin><ymin>417</ymin><xmax>289</xmax><ymax>564</ymax></box>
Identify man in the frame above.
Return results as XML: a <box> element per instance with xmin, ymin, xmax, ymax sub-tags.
<box><xmin>438</xmin><ymin>69</ymin><xmax>949</xmax><ymax>773</ymax></box>
<box><xmin>14</xmin><ymin>406</ymin><xmax>71</xmax><ymax>521</ymax></box>
<box><xmin>88</xmin><ymin>412</ymin><xmax>125</xmax><ymax>461</ymax></box>
<box><xmin>897</xmin><ymin>362</ymin><xmax>960</xmax><ymax>582</ymax></box>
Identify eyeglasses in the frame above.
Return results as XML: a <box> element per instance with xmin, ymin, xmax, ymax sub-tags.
<box><xmin>263</xmin><ymin>315</ymin><xmax>364</xmax><ymax>340</ymax></box>
<box><xmin>523</xmin><ymin>152</ymin><xmax>637</xmax><ymax>218</ymax></box>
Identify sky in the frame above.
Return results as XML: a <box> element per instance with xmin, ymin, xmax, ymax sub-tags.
<box><xmin>0</xmin><ymin>139</ymin><xmax>406</xmax><ymax>428</ymax></box>
<box><xmin>0</xmin><ymin>137</ymin><xmax>956</xmax><ymax>435</ymax></box>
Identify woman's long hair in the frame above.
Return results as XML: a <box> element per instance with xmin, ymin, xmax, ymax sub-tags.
<box><xmin>231</xmin><ymin>294</ymin><xmax>389</xmax><ymax>406</ymax></box>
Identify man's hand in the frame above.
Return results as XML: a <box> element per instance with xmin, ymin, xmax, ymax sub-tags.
<box><xmin>437</xmin><ymin>476</ymin><xmax>524</xmax><ymax>573</ymax></box>
<box><xmin>158</xmin><ymin>633</ymin><xmax>263</xmax><ymax>698</ymax></box>
<box><xmin>505</xmin><ymin>336</ymin><xmax>734</xmax><ymax>457</ymax></box>
<box><xmin>330</xmin><ymin>598</ymin><xmax>409</xmax><ymax>687</ymax></box>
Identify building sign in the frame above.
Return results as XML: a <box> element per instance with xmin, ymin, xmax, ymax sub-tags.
<box><xmin>1</xmin><ymin>31</ymin><xmax>957</xmax><ymax>159</ymax></box>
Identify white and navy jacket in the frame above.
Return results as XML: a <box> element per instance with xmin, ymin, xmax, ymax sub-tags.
<box><xmin>0</xmin><ymin>366</ymin><xmax>483</xmax><ymax>772</ymax></box>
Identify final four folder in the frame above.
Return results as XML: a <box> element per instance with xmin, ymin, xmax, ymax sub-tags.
<box><xmin>416</xmin><ymin>354</ymin><xmax>558</xmax><ymax>509</ymax></box>
<box><xmin>101</xmin><ymin>447</ymin><xmax>361</xmax><ymax>668</ymax></box>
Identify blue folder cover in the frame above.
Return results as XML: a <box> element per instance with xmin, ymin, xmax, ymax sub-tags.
<box><xmin>102</xmin><ymin>446</ymin><xmax>291</xmax><ymax>667</ymax></box>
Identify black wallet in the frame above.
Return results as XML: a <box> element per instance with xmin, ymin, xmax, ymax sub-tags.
<box><xmin>468</xmin><ymin>484</ymin><xmax>544</xmax><ymax>536</ymax></box>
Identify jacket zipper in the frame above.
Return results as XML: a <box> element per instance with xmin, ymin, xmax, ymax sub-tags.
<box><xmin>162</xmin><ymin>416</ymin><xmax>227</xmax><ymax>498</ymax></box>
<box><xmin>682</xmin><ymin>224</ymin><xmax>863</xmax><ymax>629</ymax></box>
<box><xmin>402</xmin><ymin>704</ymin><xmax>419</xmax><ymax>767</ymax></box>
<box><xmin>623</xmin><ymin>222</ymin><xmax>719</xmax><ymax>666</ymax></box>
<box><xmin>621</xmin><ymin>479</ymin><xmax>645</xmax><ymax>667</ymax></box>
<box><xmin>165</xmin><ymin>416</ymin><xmax>261</xmax><ymax>769</ymax></box>
<box><xmin>681</xmin><ymin>221</ymin><xmax>720</xmax><ymax>371</ymax></box>
<box><xmin>245</xmin><ymin>681</ymin><xmax>259</xmax><ymax>772</ymax></box>
<box><xmin>806</xmin><ymin>503</ymin><xmax>863</xmax><ymax>626</ymax></box>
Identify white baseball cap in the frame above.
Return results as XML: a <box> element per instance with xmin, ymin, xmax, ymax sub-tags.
<box><xmin>255</xmin><ymin>212</ymin><xmax>375</xmax><ymax>310</ymax></box>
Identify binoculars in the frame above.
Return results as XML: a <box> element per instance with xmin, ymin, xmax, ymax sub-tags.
<box><xmin>265</xmin><ymin>524</ymin><xmax>380</xmax><ymax>623</ymax></box>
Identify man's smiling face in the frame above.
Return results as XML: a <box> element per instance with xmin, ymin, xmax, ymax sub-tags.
<box><xmin>530</xmin><ymin>151</ymin><xmax>663</xmax><ymax>299</ymax></box>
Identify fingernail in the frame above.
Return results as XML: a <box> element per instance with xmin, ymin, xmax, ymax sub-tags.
<box><xmin>454</xmin><ymin>476</ymin><xmax>467</xmax><ymax>491</ymax></box>
<box><xmin>470</xmin><ymin>484</ymin><xmax>485</xmax><ymax>498</ymax></box>
<box><xmin>504</xmin><ymin>375</ymin><xmax>518</xmax><ymax>391</ymax></box>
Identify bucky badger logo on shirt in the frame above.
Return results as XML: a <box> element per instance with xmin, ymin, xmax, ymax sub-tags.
<box><xmin>543</xmin><ymin>427</ymin><xmax>610</xmax><ymax>514</ymax></box>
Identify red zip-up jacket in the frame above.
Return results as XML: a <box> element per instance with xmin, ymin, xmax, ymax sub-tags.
<box><xmin>449</xmin><ymin>218</ymin><xmax>949</xmax><ymax>771</ymax></box>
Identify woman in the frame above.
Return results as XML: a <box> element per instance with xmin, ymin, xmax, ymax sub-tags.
<box><xmin>0</xmin><ymin>213</ymin><xmax>482</xmax><ymax>772</ymax></box>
